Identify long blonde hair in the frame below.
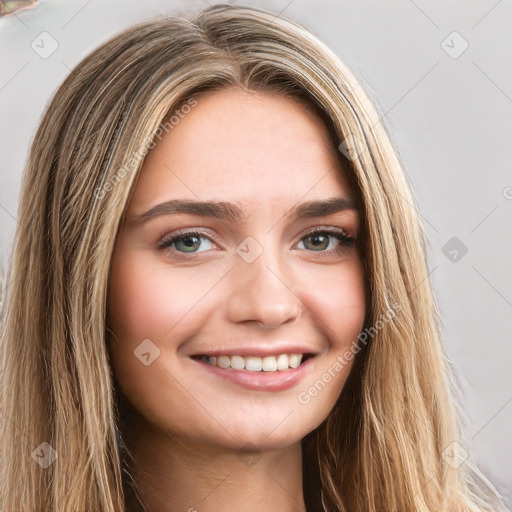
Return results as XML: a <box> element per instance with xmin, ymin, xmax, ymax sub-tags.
<box><xmin>0</xmin><ymin>4</ymin><xmax>508</xmax><ymax>511</ymax></box>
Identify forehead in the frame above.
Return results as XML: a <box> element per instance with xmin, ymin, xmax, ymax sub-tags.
<box><xmin>130</xmin><ymin>87</ymin><xmax>352</xmax><ymax>210</ymax></box>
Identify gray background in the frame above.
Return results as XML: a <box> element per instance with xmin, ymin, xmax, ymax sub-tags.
<box><xmin>1</xmin><ymin>0</ymin><xmax>510</xmax><ymax>502</ymax></box>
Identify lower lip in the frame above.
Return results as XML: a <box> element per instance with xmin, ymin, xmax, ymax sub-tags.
<box><xmin>190</xmin><ymin>357</ymin><xmax>316</xmax><ymax>391</ymax></box>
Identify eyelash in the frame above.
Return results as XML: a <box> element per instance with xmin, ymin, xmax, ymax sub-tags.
<box><xmin>156</xmin><ymin>227</ymin><xmax>355</xmax><ymax>257</ymax></box>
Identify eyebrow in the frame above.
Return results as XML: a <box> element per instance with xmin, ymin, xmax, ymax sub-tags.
<box><xmin>129</xmin><ymin>196</ymin><xmax>357</xmax><ymax>225</ymax></box>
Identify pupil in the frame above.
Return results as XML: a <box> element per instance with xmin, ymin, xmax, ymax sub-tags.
<box><xmin>180</xmin><ymin>236</ymin><xmax>200</xmax><ymax>251</ymax></box>
<box><xmin>309</xmin><ymin>234</ymin><xmax>328</xmax><ymax>250</ymax></box>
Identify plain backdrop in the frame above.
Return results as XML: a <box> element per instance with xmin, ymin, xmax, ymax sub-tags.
<box><xmin>1</xmin><ymin>0</ymin><xmax>511</xmax><ymax>503</ymax></box>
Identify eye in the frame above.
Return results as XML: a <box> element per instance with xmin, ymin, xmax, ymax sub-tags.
<box><xmin>157</xmin><ymin>230</ymin><xmax>214</xmax><ymax>254</ymax></box>
<box><xmin>297</xmin><ymin>228</ymin><xmax>355</xmax><ymax>253</ymax></box>
<box><xmin>156</xmin><ymin>227</ymin><xmax>355</xmax><ymax>257</ymax></box>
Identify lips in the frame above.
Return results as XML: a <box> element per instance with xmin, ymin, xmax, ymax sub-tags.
<box><xmin>188</xmin><ymin>345</ymin><xmax>319</xmax><ymax>391</ymax></box>
<box><xmin>191</xmin><ymin>355</ymin><xmax>316</xmax><ymax>391</ymax></box>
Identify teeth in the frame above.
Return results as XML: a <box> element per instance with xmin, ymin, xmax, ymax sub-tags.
<box><xmin>262</xmin><ymin>356</ymin><xmax>277</xmax><ymax>372</ymax></box>
<box><xmin>217</xmin><ymin>356</ymin><xmax>230</xmax><ymax>368</ymax></box>
<box><xmin>245</xmin><ymin>356</ymin><xmax>262</xmax><ymax>371</ymax></box>
<box><xmin>201</xmin><ymin>353</ymin><xmax>305</xmax><ymax>371</ymax></box>
<box><xmin>288</xmin><ymin>354</ymin><xmax>302</xmax><ymax>368</ymax></box>
<box><xmin>276</xmin><ymin>354</ymin><xmax>289</xmax><ymax>370</ymax></box>
<box><xmin>230</xmin><ymin>355</ymin><xmax>245</xmax><ymax>370</ymax></box>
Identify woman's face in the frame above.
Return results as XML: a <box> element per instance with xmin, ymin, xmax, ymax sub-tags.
<box><xmin>107</xmin><ymin>87</ymin><xmax>366</xmax><ymax>451</ymax></box>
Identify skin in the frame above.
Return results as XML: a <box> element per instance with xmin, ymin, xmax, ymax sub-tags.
<box><xmin>107</xmin><ymin>87</ymin><xmax>366</xmax><ymax>512</ymax></box>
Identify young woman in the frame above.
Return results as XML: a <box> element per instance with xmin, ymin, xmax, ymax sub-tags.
<box><xmin>0</xmin><ymin>4</ymin><xmax>508</xmax><ymax>512</ymax></box>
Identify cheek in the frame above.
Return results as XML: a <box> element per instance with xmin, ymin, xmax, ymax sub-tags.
<box><xmin>108</xmin><ymin>246</ymin><xmax>222</xmax><ymax>341</ymax></box>
<box><xmin>106</xmin><ymin>245</ymin><xmax>223</xmax><ymax>427</ymax></box>
<box><xmin>303</xmin><ymin>258</ymin><xmax>366</xmax><ymax>347</ymax></box>
<box><xmin>294</xmin><ymin>259</ymin><xmax>366</xmax><ymax>416</ymax></box>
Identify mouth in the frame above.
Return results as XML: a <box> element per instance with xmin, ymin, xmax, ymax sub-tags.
<box><xmin>189</xmin><ymin>352</ymin><xmax>317</xmax><ymax>391</ymax></box>
<box><xmin>190</xmin><ymin>353</ymin><xmax>315</xmax><ymax>372</ymax></box>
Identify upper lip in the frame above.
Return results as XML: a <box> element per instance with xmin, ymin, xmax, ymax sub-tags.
<box><xmin>189</xmin><ymin>344</ymin><xmax>322</xmax><ymax>358</ymax></box>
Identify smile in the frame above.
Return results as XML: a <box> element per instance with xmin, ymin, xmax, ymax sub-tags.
<box><xmin>190</xmin><ymin>352</ymin><xmax>317</xmax><ymax>391</ymax></box>
<box><xmin>197</xmin><ymin>353</ymin><xmax>311</xmax><ymax>371</ymax></box>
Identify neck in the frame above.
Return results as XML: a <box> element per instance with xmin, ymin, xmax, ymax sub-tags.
<box><xmin>124</xmin><ymin>413</ymin><xmax>308</xmax><ymax>512</ymax></box>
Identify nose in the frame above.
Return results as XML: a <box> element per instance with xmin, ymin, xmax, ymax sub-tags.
<box><xmin>225</xmin><ymin>245</ymin><xmax>303</xmax><ymax>329</ymax></box>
